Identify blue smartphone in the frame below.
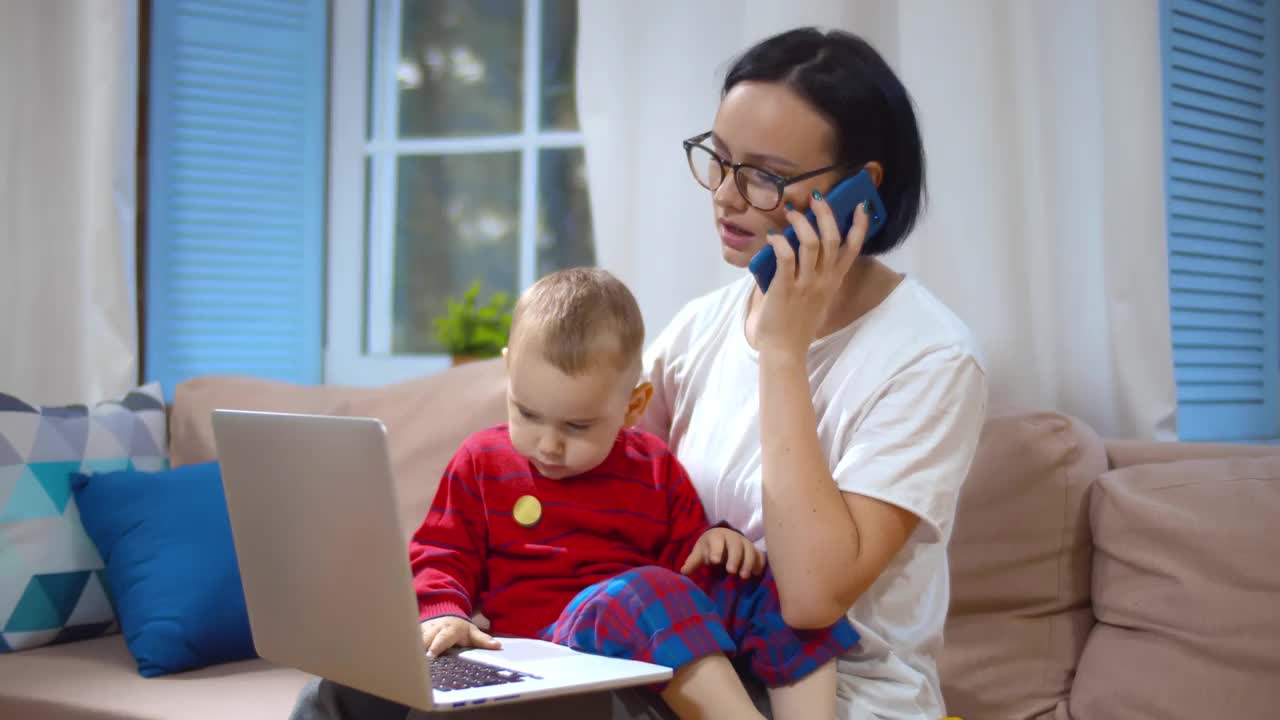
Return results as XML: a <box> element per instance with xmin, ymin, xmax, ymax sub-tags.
<box><xmin>748</xmin><ymin>169</ymin><xmax>889</xmax><ymax>293</ymax></box>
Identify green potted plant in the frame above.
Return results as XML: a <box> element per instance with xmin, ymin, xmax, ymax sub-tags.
<box><xmin>432</xmin><ymin>279</ymin><xmax>514</xmax><ymax>366</ymax></box>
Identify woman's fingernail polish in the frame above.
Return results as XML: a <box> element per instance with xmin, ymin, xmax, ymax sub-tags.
<box><xmin>784</xmin><ymin>202</ymin><xmax>794</xmax><ymax>212</ymax></box>
<box><xmin>861</xmin><ymin>200</ymin><xmax>870</xmax><ymax>213</ymax></box>
<box><xmin>812</xmin><ymin>189</ymin><xmax>823</xmax><ymax>201</ymax></box>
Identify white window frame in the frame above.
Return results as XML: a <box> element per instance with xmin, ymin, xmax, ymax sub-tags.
<box><xmin>326</xmin><ymin>0</ymin><xmax>583</xmax><ymax>385</ymax></box>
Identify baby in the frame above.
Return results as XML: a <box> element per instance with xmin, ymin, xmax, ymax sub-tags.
<box><xmin>410</xmin><ymin>267</ymin><xmax>857</xmax><ymax>719</ymax></box>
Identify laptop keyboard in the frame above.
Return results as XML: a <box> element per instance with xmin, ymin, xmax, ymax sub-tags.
<box><xmin>429</xmin><ymin>654</ymin><xmax>533</xmax><ymax>692</ymax></box>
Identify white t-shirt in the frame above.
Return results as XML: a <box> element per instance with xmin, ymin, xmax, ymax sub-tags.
<box><xmin>640</xmin><ymin>274</ymin><xmax>988</xmax><ymax>720</ymax></box>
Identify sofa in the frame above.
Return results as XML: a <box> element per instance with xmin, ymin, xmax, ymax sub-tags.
<box><xmin>1</xmin><ymin>358</ymin><xmax>1277</xmax><ymax>719</ymax></box>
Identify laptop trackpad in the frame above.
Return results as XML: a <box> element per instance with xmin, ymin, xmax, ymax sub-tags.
<box><xmin>461</xmin><ymin>638</ymin><xmax>579</xmax><ymax>664</ymax></box>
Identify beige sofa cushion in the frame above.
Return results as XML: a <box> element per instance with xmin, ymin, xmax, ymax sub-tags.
<box><xmin>1070</xmin><ymin>455</ymin><xmax>1280</xmax><ymax>720</ymax></box>
<box><xmin>940</xmin><ymin>409</ymin><xmax>1106</xmax><ymax>720</ymax></box>
<box><xmin>337</xmin><ymin>359</ymin><xmax>507</xmax><ymax>540</ymax></box>
<box><xmin>169</xmin><ymin>359</ymin><xmax>508</xmax><ymax>541</ymax></box>
<box><xmin>169</xmin><ymin>375</ymin><xmax>353</xmax><ymax>467</ymax></box>
<box><xmin>1106</xmin><ymin>438</ymin><xmax>1280</xmax><ymax>468</ymax></box>
<box><xmin>0</xmin><ymin>635</ymin><xmax>312</xmax><ymax>720</ymax></box>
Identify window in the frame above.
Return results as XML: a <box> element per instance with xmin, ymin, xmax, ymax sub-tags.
<box><xmin>1160</xmin><ymin>0</ymin><xmax>1279</xmax><ymax>441</ymax></box>
<box><xmin>326</xmin><ymin>0</ymin><xmax>593</xmax><ymax>384</ymax></box>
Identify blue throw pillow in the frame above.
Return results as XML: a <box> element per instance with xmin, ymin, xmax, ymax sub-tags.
<box><xmin>70</xmin><ymin>462</ymin><xmax>256</xmax><ymax>676</ymax></box>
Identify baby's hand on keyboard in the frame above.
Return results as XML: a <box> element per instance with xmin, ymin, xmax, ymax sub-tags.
<box><xmin>420</xmin><ymin>617</ymin><xmax>502</xmax><ymax>657</ymax></box>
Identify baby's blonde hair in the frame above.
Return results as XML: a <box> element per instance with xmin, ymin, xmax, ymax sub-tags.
<box><xmin>508</xmin><ymin>267</ymin><xmax>645</xmax><ymax>378</ymax></box>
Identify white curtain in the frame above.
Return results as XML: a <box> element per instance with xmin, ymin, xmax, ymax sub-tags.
<box><xmin>0</xmin><ymin>0</ymin><xmax>139</xmax><ymax>406</ymax></box>
<box><xmin>578</xmin><ymin>0</ymin><xmax>1177</xmax><ymax>440</ymax></box>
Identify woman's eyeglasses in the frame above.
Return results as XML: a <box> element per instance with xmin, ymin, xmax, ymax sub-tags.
<box><xmin>682</xmin><ymin>131</ymin><xmax>840</xmax><ymax>211</ymax></box>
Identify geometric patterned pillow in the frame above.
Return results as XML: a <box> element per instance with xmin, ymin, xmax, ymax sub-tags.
<box><xmin>0</xmin><ymin>383</ymin><xmax>167</xmax><ymax>653</ymax></box>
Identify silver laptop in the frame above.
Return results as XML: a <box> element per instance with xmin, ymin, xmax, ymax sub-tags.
<box><xmin>211</xmin><ymin>409</ymin><xmax>671</xmax><ymax>713</ymax></box>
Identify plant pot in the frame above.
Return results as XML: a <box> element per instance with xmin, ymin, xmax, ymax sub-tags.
<box><xmin>450</xmin><ymin>355</ymin><xmax>484</xmax><ymax>367</ymax></box>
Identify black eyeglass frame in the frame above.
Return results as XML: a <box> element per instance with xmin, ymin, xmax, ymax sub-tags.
<box><xmin>681</xmin><ymin>131</ymin><xmax>843</xmax><ymax>211</ymax></box>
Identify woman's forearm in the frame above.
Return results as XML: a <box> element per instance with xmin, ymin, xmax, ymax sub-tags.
<box><xmin>758</xmin><ymin>349</ymin><xmax>861</xmax><ymax>628</ymax></box>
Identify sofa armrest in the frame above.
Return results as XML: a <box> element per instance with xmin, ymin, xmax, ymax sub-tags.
<box><xmin>1105</xmin><ymin>439</ymin><xmax>1280</xmax><ymax>470</ymax></box>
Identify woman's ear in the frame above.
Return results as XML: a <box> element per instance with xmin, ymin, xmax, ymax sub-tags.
<box><xmin>863</xmin><ymin>161</ymin><xmax>884</xmax><ymax>187</ymax></box>
<box><xmin>624</xmin><ymin>382</ymin><xmax>654</xmax><ymax>426</ymax></box>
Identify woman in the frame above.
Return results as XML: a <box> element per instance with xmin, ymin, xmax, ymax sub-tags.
<box><xmin>640</xmin><ymin>27</ymin><xmax>986</xmax><ymax>719</ymax></box>
<box><xmin>292</xmin><ymin>26</ymin><xmax>985</xmax><ymax>720</ymax></box>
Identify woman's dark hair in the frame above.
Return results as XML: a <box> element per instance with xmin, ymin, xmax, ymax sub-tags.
<box><xmin>723</xmin><ymin>28</ymin><xmax>926</xmax><ymax>255</ymax></box>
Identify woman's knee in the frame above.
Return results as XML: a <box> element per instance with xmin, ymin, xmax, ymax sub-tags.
<box><xmin>289</xmin><ymin>678</ymin><xmax>411</xmax><ymax>720</ymax></box>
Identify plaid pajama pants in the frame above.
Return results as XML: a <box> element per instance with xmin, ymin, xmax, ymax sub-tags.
<box><xmin>538</xmin><ymin>565</ymin><xmax>860</xmax><ymax>687</ymax></box>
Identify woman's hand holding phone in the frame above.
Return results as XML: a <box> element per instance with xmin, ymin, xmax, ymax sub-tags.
<box><xmin>754</xmin><ymin>193</ymin><xmax>871</xmax><ymax>361</ymax></box>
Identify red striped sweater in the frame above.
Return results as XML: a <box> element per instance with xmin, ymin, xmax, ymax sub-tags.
<box><xmin>410</xmin><ymin>424</ymin><xmax>712</xmax><ymax>638</ymax></box>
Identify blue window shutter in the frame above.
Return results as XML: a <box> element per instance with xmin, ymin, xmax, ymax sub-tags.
<box><xmin>1160</xmin><ymin>0</ymin><xmax>1279</xmax><ymax>441</ymax></box>
<box><xmin>145</xmin><ymin>0</ymin><xmax>327</xmax><ymax>398</ymax></box>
